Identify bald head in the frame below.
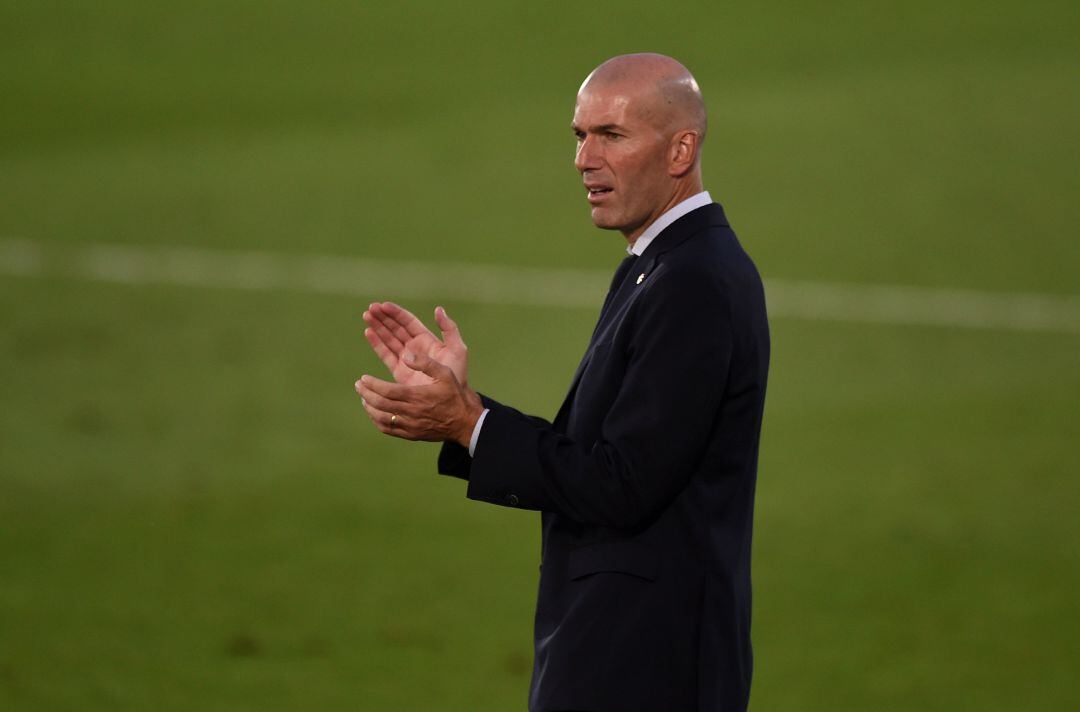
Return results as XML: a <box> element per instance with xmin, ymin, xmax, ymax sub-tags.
<box><xmin>572</xmin><ymin>54</ymin><xmax>708</xmax><ymax>242</ymax></box>
<box><xmin>579</xmin><ymin>53</ymin><xmax>707</xmax><ymax>143</ymax></box>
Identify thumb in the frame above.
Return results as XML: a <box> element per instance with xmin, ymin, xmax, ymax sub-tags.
<box><xmin>403</xmin><ymin>349</ymin><xmax>454</xmax><ymax>381</ymax></box>
<box><xmin>434</xmin><ymin>306</ymin><xmax>466</xmax><ymax>351</ymax></box>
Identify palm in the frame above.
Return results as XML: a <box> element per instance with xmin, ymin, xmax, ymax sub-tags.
<box><xmin>363</xmin><ymin>302</ymin><xmax>469</xmax><ymax>387</ymax></box>
<box><xmin>394</xmin><ymin>333</ymin><xmax>466</xmax><ymax>387</ymax></box>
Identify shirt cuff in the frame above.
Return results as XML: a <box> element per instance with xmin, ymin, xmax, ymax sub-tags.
<box><xmin>468</xmin><ymin>408</ymin><xmax>490</xmax><ymax>457</ymax></box>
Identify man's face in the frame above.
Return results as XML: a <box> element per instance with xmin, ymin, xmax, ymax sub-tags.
<box><xmin>572</xmin><ymin>84</ymin><xmax>672</xmax><ymax>240</ymax></box>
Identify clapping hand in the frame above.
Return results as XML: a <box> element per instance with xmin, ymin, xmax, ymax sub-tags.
<box><xmin>355</xmin><ymin>350</ymin><xmax>483</xmax><ymax>447</ymax></box>
<box><xmin>358</xmin><ymin>301</ymin><xmax>482</xmax><ymax>446</ymax></box>
<box><xmin>362</xmin><ymin>302</ymin><xmax>468</xmax><ymax>386</ymax></box>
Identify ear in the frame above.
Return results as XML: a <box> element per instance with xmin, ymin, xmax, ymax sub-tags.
<box><xmin>667</xmin><ymin>130</ymin><xmax>700</xmax><ymax>177</ymax></box>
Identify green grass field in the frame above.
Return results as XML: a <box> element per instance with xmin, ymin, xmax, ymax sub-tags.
<box><xmin>2</xmin><ymin>1</ymin><xmax>1079</xmax><ymax>709</ymax></box>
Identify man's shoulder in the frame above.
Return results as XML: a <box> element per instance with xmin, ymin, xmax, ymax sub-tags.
<box><xmin>664</xmin><ymin>219</ymin><xmax>757</xmax><ymax>279</ymax></box>
<box><xmin>644</xmin><ymin>215</ymin><xmax>764</xmax><ymax>319</ymax></box>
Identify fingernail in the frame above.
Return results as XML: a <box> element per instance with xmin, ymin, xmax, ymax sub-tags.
<box><xmin>354</xmin><ymin>380</ymin><xmax>362</xmax><ymax>391</ymax></box>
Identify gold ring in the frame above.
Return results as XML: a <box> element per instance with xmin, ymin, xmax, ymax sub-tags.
<box><xmin>390</xmin><ymin>414</ymin><xmax>397</xmax><ymax>426</ymax></box>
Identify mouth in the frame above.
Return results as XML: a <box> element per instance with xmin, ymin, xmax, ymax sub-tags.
<box><xmin>586</xmin><ymin>186</ymin><xmax>613</xmax><ymax>204</ymax></box>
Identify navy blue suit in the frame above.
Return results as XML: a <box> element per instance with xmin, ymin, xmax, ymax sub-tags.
<box><xmin>439</xmin><ymin>202</ymin><xmax>769</xmax><ymax>711</ymax></box>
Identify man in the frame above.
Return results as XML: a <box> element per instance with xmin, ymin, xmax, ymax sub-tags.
<box><xmin>356</xmin><ymin>53</ymin><xmax>769</xmax><ymax>711</ymax></box>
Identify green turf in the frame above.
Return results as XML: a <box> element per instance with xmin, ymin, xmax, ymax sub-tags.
<box><xmin>2</xmin><ymin>1</ymin><xmax>1079</xmax><ymax>709</ymax></box>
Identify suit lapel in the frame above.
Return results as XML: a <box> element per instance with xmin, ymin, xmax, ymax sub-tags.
<box><xmin>558</xmin><ymin>257</ymin><xmax>636</xmax><ymax>415</ymax></box>
<box><xmin>553</xmin><ymin>203</ymin><xmax>731</xmax><ymax>429</ymax></box>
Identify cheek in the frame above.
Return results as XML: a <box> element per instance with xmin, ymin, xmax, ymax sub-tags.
<box><xmin>621</xmin><ymin>160</ymin><xmax>661</xmax><ymax>199</ymax></box>
<box><xmin>626</xmin><ymin>147</ymin><xmax>665</xmax><ymax>180</ymax></box>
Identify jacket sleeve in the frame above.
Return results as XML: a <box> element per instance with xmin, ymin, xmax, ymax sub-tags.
<box><xmin>436</xmin><ymin>395</ymin><xmax>554</xmax><ymax>481</ymax></box>
<box><xmin>462</xmin><ymin>268</ymin><xmax>733</xmax><ymax>530</ymax></box>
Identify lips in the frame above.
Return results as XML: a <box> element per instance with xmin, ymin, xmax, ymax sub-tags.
<box><xmin>585</xmin><ymin>183</ymin><xmax>613</xmax><ymax>204</ymax></box>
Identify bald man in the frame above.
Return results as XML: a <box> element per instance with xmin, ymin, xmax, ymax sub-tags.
<box><xmin>357</xmin><ymin>54</ymin><xmax>769</xmax><ymax>711</ymax></box>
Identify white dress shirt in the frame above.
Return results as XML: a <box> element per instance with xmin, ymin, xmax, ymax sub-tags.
<box><xmin>467</xmin><ymin>190</ymin><xmax>713</xmax><ymax>457</ymax></box>
<box><xmin>627</xmin><ymin>190</ymin><xmax>712</xmax><ymax>255</ymax></box>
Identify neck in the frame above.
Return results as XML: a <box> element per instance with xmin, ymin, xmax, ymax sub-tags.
<box><xmin>623</xmin><ymin>178</ymin><xmax>704</xmax><ymax>246</ymax></box>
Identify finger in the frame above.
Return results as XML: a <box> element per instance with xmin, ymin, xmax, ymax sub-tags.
<box><xmin>369</xmin><ymin>317</ymin><xmax>407</xmax><ymax>357</ymax></box>
<box><xmin>358</xmin><ymin>374</ymin><xmax>419</xmax><ymax>403</ymax></box>
<box><xmin>366</xmin><ymin>306</ymin><xmax>409</xmax><ymax>354</ymax></box>
<box><xmin>382</xmin><ymin>302</ymin><xmax>436</xmax><ymax>339</ymax></box>
<box><xmin>369</xmin><ymin>303</ymin><xmax>417</xmax><ymax>347</ymax></box>
<box><xmin>362</xmin><ymin>309</ymin><xmax>401</xmax><ymax>356</ymax></box>
<box><xmin>364</xmin><ymin>327</ymin><xmax>399</xmax><ymax>372</ymax></box>
<box><xmin>402</xmin><ymin>349</ymin><xmax>455</xmax><ymax>382</ymax></box>
<box><xmin>355</xmin><ymin>379</ymin><xmax>418</xmax><ymax>416</ymax></box>
<box><xmin>363</xmin><ymin>305</ymin><xmax>391</xmax><ymax>332</ymax></box>
<box><xmin>360</xmin><ymin>395</ymin><xmax>406</xmax><ymax>435</ymax></box>
<box><xmin>434</xmin><ymin>306</ymin><xmax>466</xmax><ymax>350</ymax></box>
<box><xmin>360</xmin><ymin>396</ymin><xmax>388</xmax><ymax>431</ymax></box>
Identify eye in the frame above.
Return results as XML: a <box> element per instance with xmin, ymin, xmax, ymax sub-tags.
<box><xmin>605</xmin><ymin>131</ymin><xmax>622</xmax><ymax>140</ymax></box>
<box><xmin>573</xmin><ymin>129</ymin><xmax>586</xmax><ymax>141</ymax></box>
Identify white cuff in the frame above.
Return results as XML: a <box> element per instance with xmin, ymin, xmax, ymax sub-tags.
<box><xmin>468</xmin><ymin>408</ymin><xmax>490</xmax><ymax>457</ymax></box>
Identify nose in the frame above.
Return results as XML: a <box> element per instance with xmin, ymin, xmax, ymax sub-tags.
<box><xmin>575</xmin><ymin>134</ymin><xmax>601</xmax><ymax>173</ymax></box>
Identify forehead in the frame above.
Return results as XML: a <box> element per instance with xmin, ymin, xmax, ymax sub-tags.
<box><xmin>572</xmin><ymin>86</ymin><xmax>640</xmax><ymax>127</ymax></box>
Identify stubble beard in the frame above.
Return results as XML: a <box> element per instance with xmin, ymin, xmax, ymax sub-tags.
<box><xmin>590</xmin><ymin>203</ymin><xmax>635</xmax><ymax>233</ymax></box>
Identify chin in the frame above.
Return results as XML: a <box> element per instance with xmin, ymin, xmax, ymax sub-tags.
<box><xmin>590</xmin><ymin>208</ymin><xmax>623</xmax><ymax>231</ymax></box>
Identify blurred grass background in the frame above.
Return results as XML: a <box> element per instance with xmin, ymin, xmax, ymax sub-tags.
<box><xmin>1</xmin><ymin>1</ymin><xmax>1078</xmax><ymax>709</ymax></box>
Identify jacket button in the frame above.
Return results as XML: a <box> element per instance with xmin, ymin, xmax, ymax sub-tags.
<box><xmin>506</xmin><ymin>494</ymin><xmax>520</xmax><ymax>506</ymax></box>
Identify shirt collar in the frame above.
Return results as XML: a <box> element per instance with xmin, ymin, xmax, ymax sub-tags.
<box><xmin>628</xmin><ymin>191</ymin><xmax>713</xmax><ymax>256</ymax></box>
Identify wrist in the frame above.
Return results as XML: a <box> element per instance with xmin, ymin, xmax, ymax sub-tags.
<box><xmin>454</xmin><ymin>389</ymin><xmax>484</xmax><ymax>448</ymax></box>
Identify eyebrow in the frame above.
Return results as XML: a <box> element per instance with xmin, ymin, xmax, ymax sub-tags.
<box><xmin>571</xmin><ymin>123</ymin><xmax>625</xmax><ymax>134</ymax></box>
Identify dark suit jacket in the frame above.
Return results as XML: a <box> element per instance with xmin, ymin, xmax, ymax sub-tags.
<box><xmin>438</xmin><ymin>202</ymin><xmax>770</xmax><ymax>712</ymax></box>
